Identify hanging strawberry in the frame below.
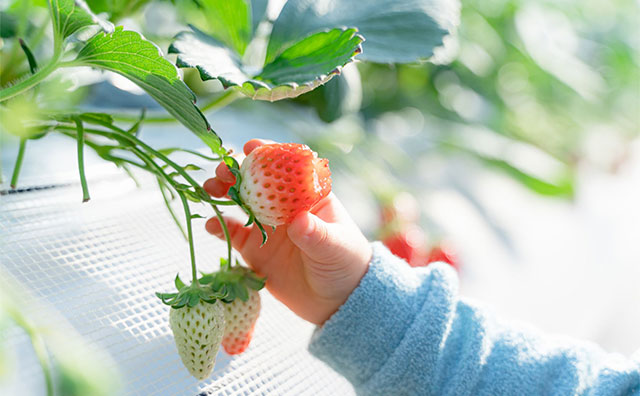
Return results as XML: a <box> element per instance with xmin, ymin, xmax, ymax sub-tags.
<box><xmin>199</xmin><ymin>261</ymin><xmax>266</xmax><ymax>355</ymax></box>
<box><xmin>157</xmin><ymin>275</ymin><xmax>228</xmax><ymax>380</ymax></box>
<box><xmin>224</xmin><ymin>143</ymin><xmax>332</xmax><ymax>232</ymax></box>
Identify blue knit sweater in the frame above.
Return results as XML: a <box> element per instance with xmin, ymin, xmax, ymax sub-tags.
<box><xmin>309</xmin><ymin>243</ymin><xmax>640</xmax><ymax>396</ymax></box>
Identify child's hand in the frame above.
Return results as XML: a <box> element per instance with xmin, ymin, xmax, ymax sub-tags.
<box><xmin>204</xmin><ymin>139</ymin><xmax>372</xmax><ymax>325</ymax></box>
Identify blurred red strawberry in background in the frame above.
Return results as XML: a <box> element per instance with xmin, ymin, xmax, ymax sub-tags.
<box><xmin>379</xmin><ymin>192</ymin><xmax>459</xmax><ymax>271</ymax></box>
<box><xmin>382</xmin><ymin>225</ymin><xmax>428</xmax><ymax>267</ymax></box>
<box><xmin>379</xmin><ymin>193</ymin><xmax>429</xmax><ymax>267</ymax></box>
<box><xmin>426</xmin><ymin>242</ymin><xmax>459</xmax><ymax>271</ymax></box>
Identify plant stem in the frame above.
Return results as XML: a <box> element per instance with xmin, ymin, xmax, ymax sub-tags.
<box><xmin>95</xmin><ymin>126</ymin><xmax>231</xmax><ymax>205</ymax></box>
<box><xmin>0</xmin><ymin>55</ymin><xmax>60</xmax><ymax>102</ymax></box>
<box><xmin>158</xmin><ymin>177</ymin><xmax>187</xmax><ymax>240</ymax></box>
<box><xmin>30</xmin><ymin>331</ymin><xmax>55</xmax><ymax>396</ymax></box>
<box><xmin>74</xmin><ymin>117</ymin><xmax>91</xmax><ymax>202</ymax></box>
<box><xmin>211</xmin><ymin>204</ymin><xmax>232</xmax><ymax>270</ymax></box>
<box><xmin>10</xmin><ymin>138</ymin><xmax>27</xmax><ymax>188</ymax></box>
<box><xmin>121</xmin><ymin>164</ymin><xmax>141</xmax><ymax>187</ymax></box>
<box><xmin>159</xmin><ymin>148</ymin><xmax>222</xmax><ymax>161</ymax></box>
<box><xmin>124</xmin><ymin>145</ymin><xmax>199</xmax><ymax>282</ymax></box>
<box><xmin>55</xmin><ymin>124</ymin><xmax>236</xmax><ymax>205</ymax></box>
<box><xmin>18</xmin><ymin>38</ymin><xmax>39</xmax><ymax>74</ymax></box>
<box><xmin>6</xmin><ymin>307</ymin><xmax>54</xmax><ymax>396</ymax></box>
<box><xmin>0</xmin><ymin>136</ymin><xmax>4</xmax><ymax>184</ymax></box>
<box><xmin>178</xmin><ymin>191</ymin><xmax>198</xmax><ymax>285</ymax></box>
<box><xmin>111</xmin><ymin>90</ymin><xmax>240</xmax><ymax>124</ymax></box>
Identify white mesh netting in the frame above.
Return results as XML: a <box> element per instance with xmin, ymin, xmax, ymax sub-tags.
<box><xmin>0</xmin><ymin>175</ymin><xmax>355</xmax><ymax>395</ymax></box>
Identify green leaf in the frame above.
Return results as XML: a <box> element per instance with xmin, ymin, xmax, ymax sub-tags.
<box><xmin>0</xmin><ymin>12</ymin><xmax>17</xmax><ymax>38</ymax></box>
<box><xmin>243</xmin><ymin>272</ymin><xmax>266</xmax><ymax>291</ymax></box>
<box><xmin>174</xmin><ymin>274</ymin><xmax>186</xmax><ymax>290</ymax></box>
<box><xmin>78</xmin><ymin>112</ymin><xmax>115</xmax><ymax>126</ymax></box>
<box><xmin>266</xmin><ymin>0</ymin><xmax>460</xmax><ymax>64</ymax></box>
<box><xmin>478</xmin><ymin>156</ymin><xmax>575</xmax><ymax>198</ymax></box>
<box><xmin>73</xmin><ymin>27</ymin><xmax>223</xmax><ymax>154</ymax></box>
<box><xmin>190</xmin><ymin>214</ymin><xmax>206</xmax><ymax>219</ymax></box>
<box><xmin>258</xmin><ymin>28</ymin><xmax>363</xmax><ymax>85</ymax></box>
<box><xmin>187</xmin><ymin>291</ymin><xmax>200</xmax><ymax>307</ymax></box>
<box><xmin>199</xmin><ymin>0</ymin><xmax>252</xmax><ymax>56</ymax></box>
<box><xmin>183</xmin><ymin>190</ymin><xmax>202</xmax><ymax>203</ymax></box>
<box><xmin>183</xmin><ymin>164</ymin><xmax>203</xmax><ymax>171</ymax></box>
<box><xmin>170</xmin><ymin>26</ymin><xmax>363</xmax><ymax>101</ymax></box>
<box><xmin>49</xmin><ymin>0</ymin><xmax>113</xmax><ymax>41</ymax></box>
<box><xmin>249</xmin><ymin>0</ymin><xmax>267</xmax><ymax>34</ymax></box>
<box><xmin>85</xmin><ymin>0</ymin><xmax>151</xmax><ymax>21</ymax></box>
<box><xmin>174</xmin><ymin>183</ymin><xmax>192</xmax><ymax>191</ymax></box>
<box><xmin>18</xmin><ymin>39</ymin><xmax>39</xmax><ymax>74</ymax></box>
<box><xmin>294</xmin><ymin>60</ymin><xmax>362</xmax><ymax>122</ymax></box>
<box><xmin>157</xmin><ymin>147</ymin><xmax>221</xmax><ymax>161</ymax></box>
<box><xmin>173</xmin><ymin>293</ymin><xmax>190</xmax><ymax>308</ymax></box>
<box><xmin>126</xmin><ymin>109</ymin><xmax>145</xmax><ymax>135</ymax></box>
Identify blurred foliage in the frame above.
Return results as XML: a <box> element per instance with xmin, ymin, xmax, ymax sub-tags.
<box><xmin>356</xmin><ymin>0</ymin><xmax>638</xmax><ymax>165</ymax></box>
<box><xmin>0</xmin><ymin>272</ymin><xmax>121</xmax><ymax>395</ymax></box>
<box><xmin>293</xmin><ymin>0</ymin><xmax>638</xmax><ymax>208</ymax></box>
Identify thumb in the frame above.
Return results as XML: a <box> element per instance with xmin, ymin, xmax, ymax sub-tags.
<box><xmin>287</xmin><ymin>212</ymin><xmax>342</xmax><ymax>262</ymax></box>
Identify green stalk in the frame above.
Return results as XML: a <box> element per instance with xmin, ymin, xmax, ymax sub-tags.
<box><xmin>120</xmin><ymin>164</ymin><xmax>141</xmax><ymax>187</ymax></box>
<box><xmin>73</xmin><ymin>117</ymin><xmax>91</xmax><ymax>202</ymax></box>
<box><xmin>0</xmin><ymin>55</ymin><xmax>60</xmax><ymax>102</ymax></box>
<box><xmin>6</xmin><ymin>307</ymin><xmax>54</xmax><ymax>396</ymax></box>
<box><xmin>212</xmin><ymin>204</ymin><xmax>232</xmax><ymax>270</ymax></box>
<box><xmin>30</xmin><ymin>331</ymin><xmax>54</xmax><ymax>396</ymax></box>
<box><xmin>124</xmin><ymin>146</ymin><xmax>199</xmax><ymax>283</ymax></box>
<box><xmin>10</xmin><ymin>138</ymin><xmax>27</xmax><ymax>188</ymax></box>
<box><xmin>18</xmin><ymin>39</ymin><xmax>39</xmax><ymax>74</ymax></box>
<box><xmin>54</xmin><ymin>125</ymin><xmax>235</xmax><ymax>206</ymax></box>
<box><xmin>158</xmin><ymin>177</ymin><xmax>187</xmax><ymax>240</ymax></box>
<box><xmin>178</xmin><ymin>191</ymin><xmax>199</xmax><ymax>285</ymax></box>
<box><xmin>96</xmin><ymin>127</ymin><xmax>232</xmax><ymax>205</ymax></box>
<box><xmin>0</xmin><ymin>136</ymin><xmax>4</xmax><ymax>184</ymax></box>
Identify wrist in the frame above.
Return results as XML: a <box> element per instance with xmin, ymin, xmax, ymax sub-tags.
<box><xmin>315</xmin><ymin>242</ymin><xmax>372</xmax><ymax>326</ymax></box>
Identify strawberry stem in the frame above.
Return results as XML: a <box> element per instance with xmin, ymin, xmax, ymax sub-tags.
<box><xmin>158</xmin><ymin>177</ymin><xmax>187</xmax><ymax>240</ymax></box>
<box><xmin>178</xmin><ymin>191</ymin><xmax>199</xmax><ymax>285</ymax></box>
<box><xmin>10</xmin><ymin>138</ymin><xmax>27</xmax><ymax>189</ymax></box>
<box><xmin>73</xmin><ymin>117</ymin><xmax>91</xmax><ymax>202</ymax></box>
<box><xmin>5</xmin><ymin>305</ymin><xmax>54</xmax><ymax>396</ymax></box>
<box><xmin>0</xmin><ymin>52</ymin><xmax>61</xmax><ymax>102</ymax></box>
<box><xmin>53</xmin><ymin>125</ymin><xmax>235</xmax><ymax>206</ymax></box>
<box><xmin>212</xmin><ymin>204</ymin><xmax>232</xmax><ymax>271</ymax></box>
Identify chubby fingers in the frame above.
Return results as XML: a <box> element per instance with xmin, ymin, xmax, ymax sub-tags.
<box><xmin>204</xmin><ymin>140</ymin><xmax>275</xmax><ymax>198</ymax></box>
<box><xmin>203</xmin><ymin>161</ymin><xmax>236</xmax><ymax>197</ymax></box>
<box><xmin>203</xmin><ymin>176</ymin><xmax>232</xmax><ymax>198</ymax></box>
<box><xmin>243</xmin><ymin>139</ymin><xmax>275</xmax><ymax>155</ymax></box>
<box><xmin>215</xmin><ymin>161</ymin><xmax>235</xmax><ymax>183</ymax></box>
<box><xmin>205</xmin><ymin>216</ymin><xmax>253</xmax><ymax>252</ymax></box>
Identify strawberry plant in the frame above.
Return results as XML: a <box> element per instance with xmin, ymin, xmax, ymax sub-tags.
<box><xmin>0</xmin><ymin>0</ymin><xmax>459</xmax><ymax>385</ymax></box>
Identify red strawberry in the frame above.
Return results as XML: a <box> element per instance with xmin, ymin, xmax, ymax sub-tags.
<box><xmin>382</xmin><ymin>225</ymin><xmax>428</xmax><ymax>267</ymax></box>
<box><xmin>427</xmin><ymin>243</ymin><xmax>459</xmax><ymax>270</ymax></box>
<box><xmin>239</xmin><ymin>143</ymin><xmax>331</xmax><ymax>226</ymax></box>
<box><xmin>222</xmin><ymin>289</ymin><xmax>261</xmax><ymax>355</ymax></box>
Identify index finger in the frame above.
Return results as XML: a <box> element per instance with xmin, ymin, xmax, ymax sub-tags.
<box><xmin>243</xmin><ymin>139</ymin><xmax>276</xmax><ymax>155</ymax></box>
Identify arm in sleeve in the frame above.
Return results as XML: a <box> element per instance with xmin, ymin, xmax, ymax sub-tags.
<box><xmin>309</xmin><ymin>242</ymin><xmax>640</xmax><ymax>396</ymax></box>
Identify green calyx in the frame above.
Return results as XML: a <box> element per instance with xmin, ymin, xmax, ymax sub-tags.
<box><xmin>199</xmin><ymin>258</ymin><xmax>266</xmax><ymax>303</ymax></box>
<box><xmin>223</xmin><ymin>156</ymin><xmax>268</xmax><ymax>244</ymax></box>
<box><xmin>156</xmin><ymin>274</ymin><xmax>226</xmax><ymax>308</ymax></box>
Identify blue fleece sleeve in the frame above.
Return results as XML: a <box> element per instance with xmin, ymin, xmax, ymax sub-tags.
<box><xmin>309</xmin><ymin>243</ymin><xmax>640</xmax><ymax>396</ymax></box>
